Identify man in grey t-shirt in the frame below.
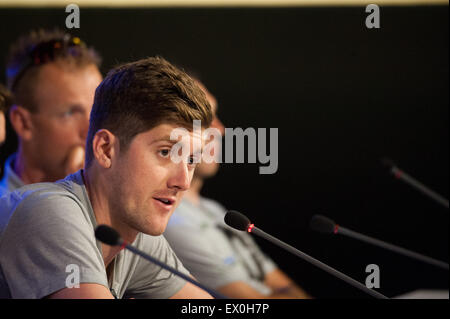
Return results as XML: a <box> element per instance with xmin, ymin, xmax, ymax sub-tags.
<box><xmin>0</xmin><ymin>57</ymin><xmax>213</xmax><ymax>299</ymax></box>
<box><xmin>0</xmin><ymin>171</ymin><xmax>188</xmax><ymax>299</ymax></box>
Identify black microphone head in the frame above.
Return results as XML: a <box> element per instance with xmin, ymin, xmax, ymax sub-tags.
<box><xmin>310</xmin><ymin>215</ymin><xmax>336</xmax><ymax>234</ymax></box>
<box><xmin>224</xmin><ymin>210</ymin><xmax>251</xmax><ymax>231</ymax></box>
<box><xmin>381</xmin><ymin>157</ymin><xmax>396</xmax><ymax>169</ymax></box>
<box><xmin>95</xmin><ymin>225</ymin><xmax>122</xmax><ymax>246</ymax></box>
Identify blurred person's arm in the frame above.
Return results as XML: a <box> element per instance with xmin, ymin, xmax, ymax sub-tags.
<box><xmin>48</xmin><ymin>281</ymin><xmax>213</xmax><ymax>299</ymax></box>
<box><xmin>263</xmin><ymin>268</ymin><xmax>311</xmax><ymax>298</ymax></box>
<box><xmin>217</xmin><ymin>277</ymin><xmax>310</xmax><ymax>299</ymax></box>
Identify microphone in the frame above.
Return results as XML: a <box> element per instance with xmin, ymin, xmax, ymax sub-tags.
<box><xmin>95</xmin><ymin>224</ymin><xmax>122</xmax><ymax>246</ymax></box>
<box><xmin>381</xmin><ymin>157</ymin><xmax>449</xmax><ymax>209</ymax></box>
<box><xmin>310</xmin><ymin>215</ymin><xmax>449</xmax><ymax>271</ymax></box>
<box><xmin>95</xmin><ymin>225</ymin><xmax>227</xmax><ymax>299</ymax></box>
<box><xmin>224</xmin><ymin>211</ymin><xmax>388</xmax><ymax>299</ymax></box>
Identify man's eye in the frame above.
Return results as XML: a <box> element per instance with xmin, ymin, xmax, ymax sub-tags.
<box><xmin>62</xmin><ymin>110</ymin><xmax>74</xmax><ymax>118</ymax></box>
<box><xmin>159</xmin><ymin>149</ymin><xmax>170</xmax><ymax>157</ymax></box>
<box><xmin>188</xmin><ymin>155</ymin><xmax>199</xmax><ymax>166</ymax></box>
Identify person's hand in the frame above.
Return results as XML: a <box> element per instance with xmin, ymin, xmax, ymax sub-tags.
<box><xmin>65</xmin><ymin>145</ymin><xmax>85</xmax><ymax>175</ymax></box>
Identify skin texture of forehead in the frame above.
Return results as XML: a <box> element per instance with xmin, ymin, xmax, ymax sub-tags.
<box><xmin>143</xmin><ymin>123</ymin><xmax>204</xmax><ymax>151</ymax></box>
<box><xmin>30</xmin><ymin>62</ymin><xmax>101</xmax><ymax>112</ymax></box>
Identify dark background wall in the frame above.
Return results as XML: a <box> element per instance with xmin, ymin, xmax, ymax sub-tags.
<box><xmin>0</xmin><ymin>5</ymin><xmax>448</xmax><ymax>298</ymax></box>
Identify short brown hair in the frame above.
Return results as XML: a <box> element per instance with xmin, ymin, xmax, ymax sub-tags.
<box><xmin>6</xmin><ymin>28</ymin><xmax>101</xmax><ymax>112</ymax></box>
<box><xmin>85</xmin><ymin>56</ymin><xmax>212</xmax><ymax>166</ymax></box>
<box><xmin>0</xmin><ymin>84</ymin><xmax>13</xmax><ymax>113</ymax></box>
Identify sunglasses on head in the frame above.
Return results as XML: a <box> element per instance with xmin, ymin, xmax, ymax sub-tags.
<box><xmin>8</xmin><ymin>35</ymin><xmax>85</xmax><ymax>91</ymax></box>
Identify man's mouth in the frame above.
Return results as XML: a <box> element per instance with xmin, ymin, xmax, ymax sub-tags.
<box><xmin>153</xmin><ymin>197</ymin><xmax>175</xmax><ymax>206</ymax></box>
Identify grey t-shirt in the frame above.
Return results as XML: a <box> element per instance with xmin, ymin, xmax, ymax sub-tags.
<box><xmin>164</xmin><ymin>198</ymin><xmax>277</xmax><ymax>295</ymax></box>
<box><xmin>0</xmin><ymin>170</ymin><xmax>189</xmax><ymax>299</ymax></box>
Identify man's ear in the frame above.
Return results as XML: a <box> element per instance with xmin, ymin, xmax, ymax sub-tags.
<box><xmin>92</xmin><ymin>129</ymin><xmax>118</xmax><ymax>169</ymax></box>
<box><xmin>9</xmin><ymin>105</ymin><xmax>33</xmax><ymax>141</ymax></box>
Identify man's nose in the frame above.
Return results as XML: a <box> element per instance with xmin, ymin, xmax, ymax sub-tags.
<box><xmin>167</xmin><ymin>162</ymin><xmax>190</xmax><ymax>191</ymax></box>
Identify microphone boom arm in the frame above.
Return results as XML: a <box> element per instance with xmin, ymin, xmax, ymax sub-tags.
<box><xmin>251</xmin><ymin>227</ymin><xmax>389</xmax><ymax>299</ymax></box>
<box><xmin>337</xmin><ymin>227</ymin><xmax>449</xmax><ymax>270</ymax></box>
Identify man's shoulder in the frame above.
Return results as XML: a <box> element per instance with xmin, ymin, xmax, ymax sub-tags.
<box><xmin>1</xmin><ymin>181</ymin><xmax>72</xmax><ymax>210</ymax></box>
<box><xmin>0</xmin><ymin>178</ymin><xmax>89</xmax><ymax>238</ymax></box>
<box><xmin>0</xmin><ymin>178</ymin><xmax>106</xmax><ymax>299</ymax></box>
<box><xmin>2</xmin><ymin>179</ymin><xmax>78</xmax><ymax>205</ymax></box>
<box><xmin>2</xmin><ymin>170</ymin><xmax>86</xmax><ymax>211</ymax></box>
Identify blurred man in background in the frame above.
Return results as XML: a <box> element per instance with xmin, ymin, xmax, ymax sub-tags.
<box><xmin>0</xmin><ymin>29</ymin><xmax>102</xmax><ymax>196</ymax></box>
<box><xmin>164</xmin><ymin>79</ymin><xmax>311</xmax><ymax>299</ymax></box>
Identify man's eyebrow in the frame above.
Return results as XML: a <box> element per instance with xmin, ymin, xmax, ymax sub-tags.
<box><xmin>150</xmin><ymin>136</ymin><xmax>178</xmax><ymax>145</ymax></box>
<box><xmin>151</xmin><ymin>135</ymin><xmax>204</xmax><ymax>153</ymax></box>
<box><xmin>68</xmin><ymin>104</ymin><xmax>86</xmax><ymax>111</ymax></box>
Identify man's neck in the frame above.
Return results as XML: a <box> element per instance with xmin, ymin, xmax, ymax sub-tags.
<box><xmin>82</xmin><ymin>168</ymin><xmax>138</xmax><ymax>267</ymax></box>
<box><xmin>14</xmin><ymin>145</ymin><xmax>48</xmax><ymax>184</ymax></box>
<box><xmin>183</xmin><ymin>176</ymin><xmax>204</xmax><ymax>206</ymax></box>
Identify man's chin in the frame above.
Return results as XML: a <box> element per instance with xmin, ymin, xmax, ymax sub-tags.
<box><xmin>142</xmin><ymin>226</ymin><xmax>167</xmax><ymax>237</ymax></box>
<box><xmin>141</xmin><ymin>217</ymin><xmax>171</xmax><ymax>237</ymax></box>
